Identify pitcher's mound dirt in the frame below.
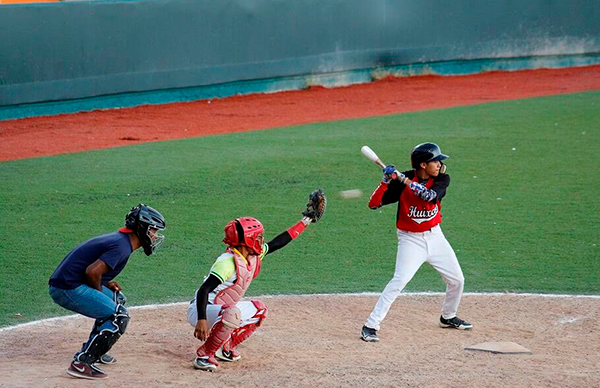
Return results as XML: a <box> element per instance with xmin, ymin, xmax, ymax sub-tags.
<box><xmin>1</xmin><ymin>294</ymin><xmax>598</xmax><ymax>388</ymax></box>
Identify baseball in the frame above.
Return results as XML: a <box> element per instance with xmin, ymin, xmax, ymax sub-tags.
<box><xmin>339</xmin><ymin>189</ymin><xmax>363</xmax><ymax>199</ymax></box>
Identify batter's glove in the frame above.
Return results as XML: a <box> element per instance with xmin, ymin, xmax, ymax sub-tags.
<box><xmin>383</xmin><ymin>165</ymin><xmax>404</xmax><ymax>183</ymax></box>
<box><xmin>382</xmin><ymin>165</ymin><xmax>395</xmax><ymax>183</ymax></box>
<box><xmin>302</xmin><ymin>189</ymin><xmax>327</xmax><ymax>223</ymax></box>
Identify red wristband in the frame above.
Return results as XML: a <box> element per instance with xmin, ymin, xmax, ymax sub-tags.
<box><xmin>287</xmin><ymin>220</ymin><xmax>306</xmax><ymax>240</ymax></box>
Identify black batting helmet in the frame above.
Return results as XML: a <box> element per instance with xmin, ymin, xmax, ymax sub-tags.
<box><xmin>410</xmin><ymin>142</ymin><xmax>448</xmax><ymax>169</ymax></box>
<box><xmin>125</xmin><ymin>204</ymin><xmax>166</xmax><ymax>256</ymax></box>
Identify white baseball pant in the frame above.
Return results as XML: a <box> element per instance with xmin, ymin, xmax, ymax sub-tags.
<box><xmin>365</xmin><ymin>225</ymin><xmax>465</xmax><ymax>331</ymax></box>
<box><xmin>188</xmin><ymin>300</ymin><xmax>260</xmax><ymax>329</ymax></box>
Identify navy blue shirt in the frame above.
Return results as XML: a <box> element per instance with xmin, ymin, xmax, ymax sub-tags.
<box><xmin>49</xmin><ymin>232</ymin><xmax>133</xmax><ymax>289</ymax></box>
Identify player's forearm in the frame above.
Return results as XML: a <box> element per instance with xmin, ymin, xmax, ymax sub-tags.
<box><xmin>84</xmin><ymin>259</ymin><xmax>110</xmax><ymax>291</ymax></box>
<box><xmin>265</xmin><ymin>232</ymin><xmax>292</xmax><ymax>254</ymax></box>
<box><xmin>196</xmin><ymin>275</ymin><xmax>220</xmax><ymax>320</ymax></box>
<box><xmin>266</xmin><ymin>218</ymin><xmax>310</xmax><ymax>255</ymax></box>
<box><xmin>408</xmin><ymin>177</ymin><xmax>451</xmax><ymax>202</ymax></box>
<box><xmin>84</xmin><ymin>269</ymin><xmax>103</xmax><ymax>291</ymax></box>
<box><xmin>368</xmin><ymin>181</ymin><xmax>389</xmax><ymax>209</ymax></box>
<box><xmin>408</xmin><ymin>182</ymin><xmax>438</xmax><ymax>202</ymax></box>
<box><xmin>196</xmin><ymin>288</ymin><xmax>209</xmax><ymax>320</ymax></box>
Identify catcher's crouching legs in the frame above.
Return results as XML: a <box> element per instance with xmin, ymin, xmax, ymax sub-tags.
<box><xmin>194</xmin><ymin>305</ymin><xmax>242</xmax><ymax>372</ymax></box>
<box><xmin>217</xmin><ymin>300</ymin><xmax>268</xmax><ymax>363</ymax></box>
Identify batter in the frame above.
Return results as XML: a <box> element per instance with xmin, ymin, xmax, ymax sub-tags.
<box><xmin>361</xmin><ymin>143</ymin><xmax>472</xmax><ymax>342</ymax></box>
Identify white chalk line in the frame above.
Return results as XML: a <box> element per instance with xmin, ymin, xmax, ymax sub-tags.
<box><xmin>1</xmin><ymin>291</ymin><xmax>598</xmax><ymax>333</ymax></box>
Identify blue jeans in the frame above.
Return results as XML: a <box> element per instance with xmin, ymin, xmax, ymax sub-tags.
<box><xmin>49</xmin><ymin>284</ymin><xmax>125</xmax><ymax>354</ymax></box>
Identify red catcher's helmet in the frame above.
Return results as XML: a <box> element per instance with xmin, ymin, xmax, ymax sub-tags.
<box><xmin>223</xmin><ymin>217</ymin><xmax>264</xmax><ymax>255</ymax></box>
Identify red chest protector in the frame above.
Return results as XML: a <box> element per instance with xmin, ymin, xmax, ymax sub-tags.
<box><xmin>396</xmin><ymin>175</ymin><xmax>442</xmax><ymax>232</ymax></box>
<box><xmin>214</xmin><ymin>248</ymin><xmax>262</xmax><ymax>306</ymax></box>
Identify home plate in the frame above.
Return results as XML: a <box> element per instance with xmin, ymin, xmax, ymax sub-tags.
<box><xmin>465</xmin><ymin>342</ymin><xmax>532</xmax><ymax>354</ymax></box>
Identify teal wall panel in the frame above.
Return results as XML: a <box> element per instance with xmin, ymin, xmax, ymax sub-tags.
<box><xmin>1</xmin><ymin>0</ymin><xmax>599</xmax><ymax>107</ymax></box>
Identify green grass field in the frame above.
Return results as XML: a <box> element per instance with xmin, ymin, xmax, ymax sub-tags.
<box><xmin>1</xmin><ymin>91</ymin><xmax>598</xmax><ymax>328</ymax></box>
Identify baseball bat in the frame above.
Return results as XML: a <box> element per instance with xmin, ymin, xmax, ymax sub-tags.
<box><xmin>360</xmin><ymin>146</ymin><xmax>386</xmax><ymax>169</ymax></box>
<box><xmin>361</xmin><ymin>145</ymin><xmax>401</xmax><ymax>181</ymax></box>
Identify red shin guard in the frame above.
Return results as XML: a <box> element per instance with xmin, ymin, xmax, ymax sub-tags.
<box><xmin>225</xmin><ymin>323</ymin><xmax>259</xmax><ymax>351</ymax></box>
<box><xmin>196</xmin><ymin>321</ymin><xmax>233</xmax><ymax>360</ymax></box>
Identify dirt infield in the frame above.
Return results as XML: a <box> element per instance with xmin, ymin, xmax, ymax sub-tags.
<box><xmin>1</xmin><ymin>65</ymin><xmax>600</xmax><ymax>162</ymax></box>
<box><xmin>0</xmin><ymin>294</ymin><xmax>598</xmax><ymax>388</ymax></box>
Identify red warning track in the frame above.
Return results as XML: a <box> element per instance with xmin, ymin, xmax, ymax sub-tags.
<box><xmin>1</xmin><ymin>65</ymin><xmax>599</xmax><ymax>162</ymax></box>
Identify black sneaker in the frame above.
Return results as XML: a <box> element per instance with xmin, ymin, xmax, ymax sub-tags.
<box><xmin>439</xmin><ymin>316</ymin><xmax>473</xmax><ymax>330</ymax></box>
<box><xmin>360</xmin><ymin>325</ymin><xmax>379</xmax><ymax>342</ymax></box>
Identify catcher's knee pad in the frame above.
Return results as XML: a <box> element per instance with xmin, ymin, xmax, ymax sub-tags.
<box><xmin>220</xmin><ymin>305</ymin><xmax>242</xmax><ymax>329</ymax></box>
<box><xmin>114</xmin><ymin>291</ymin><xmax>127</xmax><ymax>306</ymax></box>
<box><xmin>78</xmin><ymin>305</ymin><xmax>129</xmax><ymax>364</ymax></box>
<box><xmin>114</xmin><ymin>304</ymin><xmax>130</xmax><ymax>334</ymax></box>
<box><xmin>251</xmin><ymin>300</ymin><xmax>268</xmax><ymax>326</ymax></box>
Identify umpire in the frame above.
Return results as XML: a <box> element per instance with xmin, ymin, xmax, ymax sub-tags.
<box><xmin>48</xmin><ymin>204</ymin><xmax>165</xmax><ymax>380</ymax></box>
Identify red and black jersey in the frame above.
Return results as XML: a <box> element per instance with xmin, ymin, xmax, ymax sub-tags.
<box><xmin>368</xmin><ymin>170</ymin><xmax>450</xmax><ymax>232</ymax></box>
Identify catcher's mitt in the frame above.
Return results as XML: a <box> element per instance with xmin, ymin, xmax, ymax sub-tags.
<box><xmin>302</xmin><ymin>189</ymin><xmax>327</xmax><ymax>223</ymax></box>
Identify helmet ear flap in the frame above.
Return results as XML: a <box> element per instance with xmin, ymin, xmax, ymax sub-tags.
<box><xmin>235</xmin><ymin>220</ymin><xmax>245</xmax><ymax>245</ymax></box>
<box><xmin>125</xmin><ymin>206</ymin><xmax>141</xmax><ymax>230</ymax></box>
<box><xmin>223</xmin><ymin>217</ymin><xmax>263</xmax><ymax>254</ymax></box>
<box><xmin>223</xmin><ymin>220</ymin><xmax>243</xmax><ymax>246</ymax></box>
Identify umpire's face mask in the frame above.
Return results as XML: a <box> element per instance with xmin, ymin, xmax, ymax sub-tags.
<box><xmin>148</xmin><ymin>227</ymin><xmax>165</xmax><ymax>254</ymax></box>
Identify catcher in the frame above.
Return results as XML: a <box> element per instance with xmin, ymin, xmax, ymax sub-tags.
<box><xmin>187</xmin><ymin>189</ymin><xmax>326</xmax><ymax>372</ymax></box>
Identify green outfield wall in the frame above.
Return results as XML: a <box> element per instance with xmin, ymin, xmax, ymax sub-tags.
<box><xmin>1</xmin><ymin>0</ymin><xmax>599</xmax><ymax>108</ymax></box>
